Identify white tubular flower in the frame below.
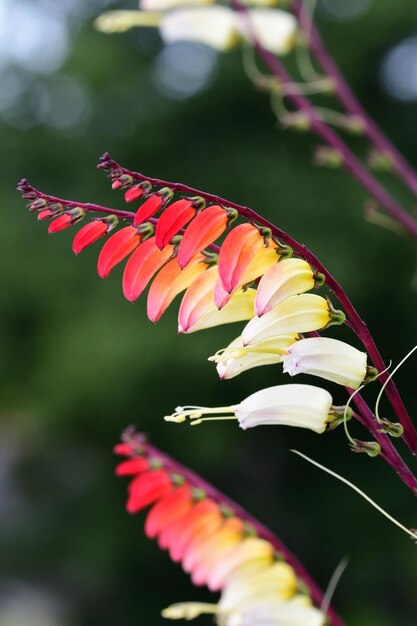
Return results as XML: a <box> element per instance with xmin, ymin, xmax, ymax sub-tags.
<box><xmin>140</xmin><ymin>0</ymin><xmax>212</xmax><ymax>11</ymax></box>
<box><xmin>166</xmin><ymin>384</ymin><xmax>333</xmax><ymax>434</ymax></box>
<box><xmin>255</xmin><ymin>258</ymin><xmax>316</xmax><ymax>317</ymax></box>
<box><xmin>282</xmin><ymin>337</ymin><xmax>367</xmax><ymax>389</ymax></box>
<box><xmin>236</xmin><ymin>600</ymin><xmax>326</xmax><ymax>626</ymax></box>
<box><xmin>243</xmin><ymin>294</ymin><xmax>337</xmax><ymax>346</ymax></box>
<box><xmin>235</xmin><ymin>384</ymin><xmax>333</xmax><ymax>433</ymax></box>
<box><xmin>209</xmin><ymin>334</ymin><xmax>298</xmax><ymax>380</ymax></box>
<box><xmin>237</xmin><ymin>9</ymin><xmax>298</xmax><ymax>55</ymax></box>
<box><xmin>160</xmin><ymin>6</ymin><xmax>238</xmax><ymax>50</ymax></box>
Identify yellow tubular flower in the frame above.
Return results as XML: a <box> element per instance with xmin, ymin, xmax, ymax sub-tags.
<box><xmin>242</xmin><ymin>294</ymin><xmax>335</xmax><ymax>346</ymax></box>
<box><xmin>95</xmin><ymin>10</ymin><xmax>161</xmax><ymax>33</ymax></box>
<box><xmin>255</xmin><ymin>258</ymin><xmax>316</xmax><ymax>317</ymax></box>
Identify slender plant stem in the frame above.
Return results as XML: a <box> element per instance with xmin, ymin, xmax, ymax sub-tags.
<box><xmin>101</xmin><ymin>153</ymin><xmax>417</xmax><ymax>458</ymax></box>
<box><xmin>123</xmin><ymin>428</ymin><xmax>346</xmax><ymax>626</ymax></box>
<box><xmin>293</xmin><ymin>0</ymin><xmax>417</xmax><ymax>200</ymax></box>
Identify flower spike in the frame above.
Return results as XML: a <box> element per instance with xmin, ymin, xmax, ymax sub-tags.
<box><xmin>122</xmin><ymin>237</ymin><xmax>174</xmax><ymax>302</ymax></box>
<box><xmin>114</xmin><ymin>430</ymin><xmax>336</xmax><ymax>626</ymax></box>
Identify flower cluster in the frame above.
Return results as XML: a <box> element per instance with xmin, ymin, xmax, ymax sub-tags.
<box><xmin>95</xmin><ymin>2</ymin><xmax>298</xmax><ymax>55</ymax></box>
<box><xmin>114</xmin><ymin>429</ymin><xmax>331</xmax><ymax>626</ymax></box>
<box><xmin>18</xmin><ymin>161</ymin><xmax>370</xmax><ymax>438</ymax></box>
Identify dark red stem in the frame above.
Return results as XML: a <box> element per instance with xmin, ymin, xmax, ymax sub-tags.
<box><xmin>102</xmin><ymin>154</ymin><xmax>417</xmax><ymax>458</ymax></box>
<box><xmin>124</xmin><ymin>429</ymin><xmax>346</xmax><ymax>626</ymax></box>
<box><xmin>293</xmin><ymin>0</ymin><xmax>417</xmax><ymax>200</ymax></box>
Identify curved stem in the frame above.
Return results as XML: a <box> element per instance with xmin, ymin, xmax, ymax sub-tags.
<box><xmin>102</xmin><ymin>153</ymin><xmax>417</xmax><ymax>457</ymax></box>
<box><xmin>123</xmin><ymin>428</ymin><xmax>346</xmax><ymax>626</ymax></box>
<box><xmin>293</xmin><ymin>0</ymin><xmax>417</xmax><ymax>200</ymax></box>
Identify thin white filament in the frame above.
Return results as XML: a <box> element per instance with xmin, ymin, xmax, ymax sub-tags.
<box><xmin>375</xmin><ymin>344</ymin><xmax>417</xmax><ymax>423</ymax></box>
<box><xmin>321</xmin><ymin>557</ymin><xmax>350</xmax><ymax>617</ymax></box>
<box><xmin>291</xmin><ymin>449</ymin><xmax>417</xmax><ymax>541</ymax></box>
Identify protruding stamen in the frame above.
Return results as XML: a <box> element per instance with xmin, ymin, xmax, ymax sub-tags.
<box><xmin>162</xmin><ymin>602</ymin><xmax>220</xmax><ymax>621</ymax></box>
<box><xmin>164</xmin><ymin>405</ymin><xmax>236</xmax><ymax>426</ymax></box>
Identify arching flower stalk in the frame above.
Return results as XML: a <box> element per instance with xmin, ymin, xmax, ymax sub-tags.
<box><xmin>114</xmin><ymin>428</ymin><xmax>344</xmax><ymax>626</ymax></box>
<box><xmin>94</xmin><ymin>0</ymin><xmax>417</xmax><ymax>241</ymax></box>
<box><xmin>16</xmin><ymin>157</ymin><xmax>417</xmax><ymax>493</ymax></box>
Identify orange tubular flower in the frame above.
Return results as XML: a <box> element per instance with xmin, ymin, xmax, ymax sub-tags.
<box><xmin>218</xmin><ymin>223</ymin><xmax>269</xmax><ymax>294</ymax></box>
<box><xmin>155</xmin><ymin>198</ymin><xmax>203</xmax><ymax>250</ymax></box>
<box><xmin>147</xmin><ymin>254</ymin><xmax>208</xmax><ymax>323</ymax></box>
<box><xmin>97</xmin><ymin>225</ymin><xmax>142</xmax><ymax>278</ymax></box>
<box><xmin>113</xmin><ymin>430</ymin><xmax>334</xmax><ymax>626</ymax></box>
<box><xmin>214</xmin><ymin>244</ymin><xmax>281</xmax><ymax>309</ymax></box>
<box><xmin>177</xmin><ymin>205</ymin><xmax>231</xmax><ymax>269</ymax></box>
<box><xmin>122</xmin><ymin>237</ymin><xmax>174</xmax><ymax>302</ymax></box>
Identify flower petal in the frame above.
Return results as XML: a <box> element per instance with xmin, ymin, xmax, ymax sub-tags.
<box><xmin>147</xmin><ymin>254</ymin><xmax>207</xmax><ymax>323</ymax></box>
<box><xmin>97</xmin><ymin>226</ymin><xmax>141</xmax><ymax>278</ymax></box>
<box><xmin>177</xmin><ymin>205</ymin><xmax>229</xmax><ymax>269</ymax></box>
<box><xmin>134</xmin><ymin>193</ymin><xmax>165</xmax><ymax>226</ymax></box>
<box><xmin>122</xmin><ymin>237</ymin><xmax>174</xmax><ymax>302</ymax></box>
<box><xmin>237</xmin><ymin>9</ymin><xmax>298</xmax><ymax>56</ymax></box>
<box><xmin>255</xmin><ymin>258</ymin><xmax>315</xmax><ymax>317</ymax></box>
<box><xmin>144</xmin><ymin>485</ymin><xmax>192</xmax><ymax>539</ymax></box>
<box><xmin>242</xmin><ymin>294</ymin><xmax>330</xmax><ymax>345</ymax></box>
<box><xmin>218</xmin><ymin>223</ymin><xmax>265</xmax><ymax>294</ymax></box>
<box><xmin>155</xmin><ymin>199</ymin><xmax>197</xmax><ymax>250</ymax></box>
<box><xmin>126</xmin><ymin>469</ymin><xmax>173</xmax><ymax>514</ymax></box>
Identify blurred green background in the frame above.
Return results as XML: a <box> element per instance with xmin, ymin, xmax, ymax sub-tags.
<box><xmin>2</xmin><ymin>0</ymin><xmax>417</xmax><ymax>625</ymax></box>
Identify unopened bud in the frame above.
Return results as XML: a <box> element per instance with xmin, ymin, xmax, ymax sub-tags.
<box><xmin>314</xmin><ymin>146</ymin><xmax>343</xmax><ymax>169</ymax></box>
<box><xmin>112</xmin><ymin>174</ymin><xmax>133</xmax><ymax>190</ymax></box>
<box><xmin>350</xmin><ymin>439</ymin><xmax>381</xmax><ymax>457</ymax></box>
<box><xmin>281</xmin><ymin>111</ymin><xmax>311</xmax><ymax>131</ymax></box>
<box><xmin>367</xmin><ymin>149</ymin><xmax>393</xmax><ymax>172</ymax></box>
<box><xmin>378</xmin><ymin>419</ymin><xmax>404</xmax><ymax>438</ymax></box>
<box><xmin>28</xmin><ymin>198</ymin><xmax>47</xmax><ymax>211</ymax></box>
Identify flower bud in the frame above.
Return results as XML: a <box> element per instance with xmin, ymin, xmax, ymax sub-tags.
<box><xmin>234</xmin><ymin>384</ymin><xmax>333</xmax><ymax>434</ymax></box>
<box><xmin>237</xmin><ymin>9</ymin><xmax>298</xmax><ymax>56</ymax></box>
<box><xmin>282</xmin><ymin>337</ymin><xmax>367</xmax><ymax>389</ymax></box>
<box><xmin>255</xmin><ymin>258</ymin><xmax>316</xmax><ymax>317</ymax></box>
<box><xmin>160</xmin><ymin>6</ymin><xmax>238</xmax><ymax>50</ymax></box>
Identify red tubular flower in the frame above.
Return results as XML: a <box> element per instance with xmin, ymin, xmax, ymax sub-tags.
<box><xmin>169</xmin><ymin>500</ymin><xmax>222</xmax><ymax>562</ymax></box>
<box><xmin>72</xmin><ymin>220</ymin><xmax>110</xmax><ymax>255</ymax></box>
<box><xmin>134</xmin><ymin>188</ymin><xmax>173</xmax><ymax>226</ymax></box>
<box><xmin>125</xmin><ymin>181</ymin><xmax>152</xmax><ymax>203</ymax></box>
<box><xmin>147</xmin><ymin>254</ymin><xmax>207</xmax><ymax>323</ymax></box>
<box><xmin>144</xmin><ymin>485</ymin><xmax>192</xmax><ymax>539</ymax></box>
<box><xmin>38</xmin><ymin>208</ymin><xmax>54</xmax><ymax>220</ymax></box>
<box><xmin>155</xmin><ymin>198</ymin><xmax>203</xmax><ymax>250</ymax></box>
<box><xmin>48</xmin><ymin>208</ymin><xmax>85</xmax><ymax>234</ymax></box>
<box><xmin>115</xmin><ymin>457</ymin><xmax>150</xmax><ymax>476</ymax></box>
<box><xmin>157</xmin><ymin>499</ymin><xmax>211</xmax><ymax>550</ymax></box>
<box><xmin>218</xmin><ymin>223</ymin><xmax>267</xmax><ymax>293</ymax></box>
<box><xmin>122</xmin><ymin>237</ymin><xmax>174</xmax><ymax>303</ymax></box>
<box><xmin>126</xmin><ymin>468</ymin><xmax>173</xmax><ymax>514</ymax></box>
<box><xmin>177</xmin><ymin>205</ymin><xmax>231</xmax><ymax>269</ymax></box>
<box><xmin>97</xmin><ymin>226</ymin><xmax>142</xmax><ymax>278</ymax></box>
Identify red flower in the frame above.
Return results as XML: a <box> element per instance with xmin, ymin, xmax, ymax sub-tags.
<box><xmin>134</xmin><ymin>188</ymin><xmax>173</xmax><ymax>226</ymax></box>
<box><xmin>177</xmin><ymin>205</ymin><xmax>230</xmax><ymax>269</ymax></box>
<box><xmin>48</xmin><ymin>208</ymin><xmax>85</xmax><ymax>234</ymax></box>
<box><xmin>38</xmin><ymin>208</ymin><xmax>54</xmax><ymax>221</ymax></box>
<box><xmin>97</xmin><ymin>226</ymin><xmax>141</xmax><ymax>278</ymax></box>
<box><xmin>144</xmin><ymin>485</ymin><xmax>192</xmax><ymax>539</ymax></box>
<box><xmin>126</xmin><ymin>469</ymin><xmax>173</xmax><ymax>514</ymax></box>
<box><xmin>125</xmin><ymin>182</ymin><xmax>152</xmax><ymax>203</ymax></box>
<box><xmin>122</xmin><ymin>237</ymin><xmax>174</xmax><ymax>302</ymax></box>
<box><xmin>115</xmin><ymin>457</ymin><xmax>149</xmax><ymax>476</ymax></box>
<box><xmin>155</xmin><ymin>198</ymin><xmax>203</xmax><ymax>250</ymax></box>
<box><xmin>72</xmin><ymin>220</ymin><xmax>109</xmax><ymax>255</ymax></box>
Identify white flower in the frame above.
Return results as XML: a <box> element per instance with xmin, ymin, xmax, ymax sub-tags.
<box><xmin>237</xmin><ymin>9</ymin><xmax>298</xmax><ymax>56</ymax></box>
<box><xmin>282</xmin><ymin>337</ymin><xmax>367</xmax><ymax>389</ymax></box>
<box><xmin>234</xmin><ymin>384</ymin><xmax>333</xmax><ymax>433</ymax></box>
<box><xmin>234</xmin><ymin>600</ymin><xmax>326</xmax><ymax>626</ymax></box>
<box><xmin>209</xmin><ymin>334</ymin><xmax>297</xmax><ymax>380</ymax></box>
<box><xmin>160</xmin><ymin>6</ymin><xmax>238</xmax><ymax>50</ymax></box>
<box><xmin>140</xmin><ymin>0</ymin><xmax>212</xmax><ymax>11</ymax></box>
